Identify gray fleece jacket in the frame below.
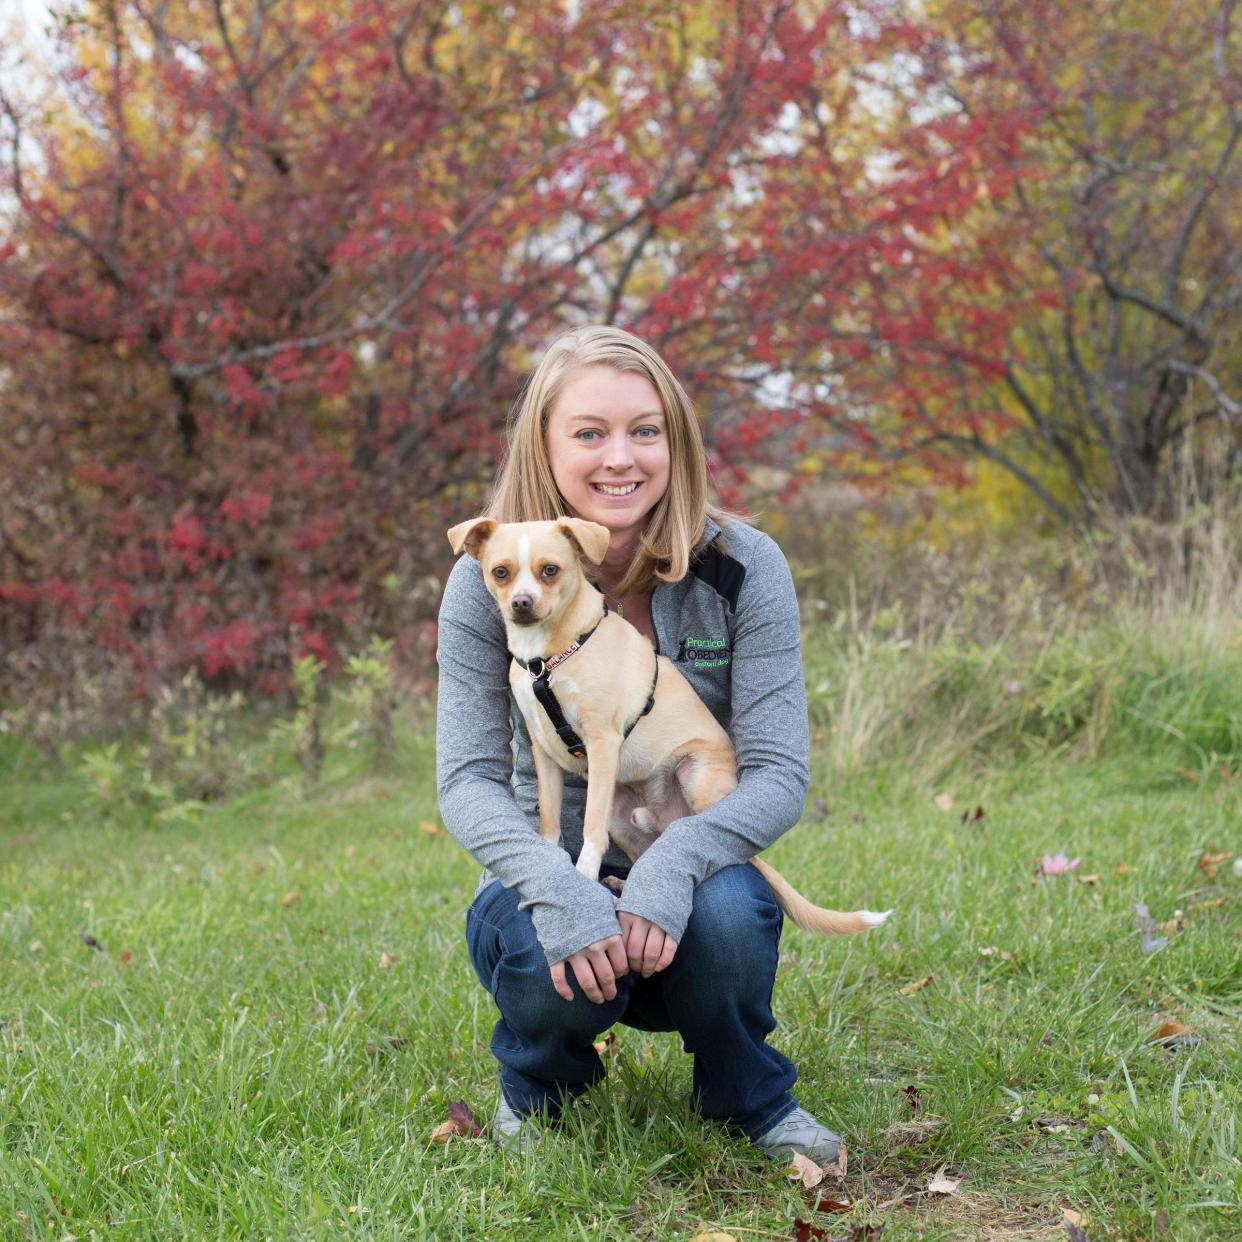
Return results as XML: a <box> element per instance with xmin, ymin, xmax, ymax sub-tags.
<box><xmin>435</xmin><ymin>517</ymin><xmax>812</xmax><ymax>965</ymax></box>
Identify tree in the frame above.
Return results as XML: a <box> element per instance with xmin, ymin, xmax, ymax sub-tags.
<box><xmin>0</xmin><ymin>0</ymin><xmax>1041</xmax><ymax>691</ymax></box>
<box><xmin>905</xmin><ymin>0</ymin><xmax>1242</xmax><ymax>521</ymax></box>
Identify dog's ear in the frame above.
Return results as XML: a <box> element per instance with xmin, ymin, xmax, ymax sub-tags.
<box><xmin>555</xmin><ymin>518</ymin><xmax>611</xmax><ymax>565</ymax></box>
<box><xmin>447</xmin><ymin>517</ymin><xmax>497</xmax><ymax>559</ymax></box>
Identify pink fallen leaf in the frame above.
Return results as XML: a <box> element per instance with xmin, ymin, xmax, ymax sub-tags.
<box><xmin>933</xmin><ymin>793</ymin><xmax>953</xmax><ymax>812</ymax></box>
<box><xmin>1039</xmin><ymin>853</ymin><xmax>1081</xmax><ymax>876</ymax></box>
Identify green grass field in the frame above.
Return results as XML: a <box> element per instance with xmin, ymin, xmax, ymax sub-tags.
<box><xmin>2</xmin><ymin>708</ymin><xmax>1239</xmax><ymax>1241</ymax></box>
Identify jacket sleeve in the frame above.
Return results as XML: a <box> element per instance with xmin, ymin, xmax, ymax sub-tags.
<box><xmin>614</xmin><ymin>531</ymin><xmax>811</xmax><ymax>942</ymax></box>
<box><xmin>436</xmin><ymin>556</ymin><xmax>621</xmax><ymax>965</ymax></box>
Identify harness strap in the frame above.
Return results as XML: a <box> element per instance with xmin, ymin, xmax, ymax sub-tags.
<box><xmin>512</xmin><ymin>602</ymin><xmax>658</xmax><ymax>759</ymax></box>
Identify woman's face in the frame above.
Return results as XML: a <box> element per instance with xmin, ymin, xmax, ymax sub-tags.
<box><xmin>546</xmin><ymin>365</ymin><xmax>671</xmax><ymax>547</ymax></box>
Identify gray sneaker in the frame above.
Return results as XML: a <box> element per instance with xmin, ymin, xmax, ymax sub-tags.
<box><xmin>754</xmin><ymin>1106</ymin><xmax>842</xmax><ymax>1163</ymax></box>
<box><xmin>491</xmin><ymin>1095</ymin><xmax>538</xmax><ymax>1152</ymax></box>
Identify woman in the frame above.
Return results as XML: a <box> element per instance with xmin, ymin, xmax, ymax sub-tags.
<box><xmin>436</xmin><ymin>325</ymin><xmax>840</xmax><ymax>1160</ymax></box>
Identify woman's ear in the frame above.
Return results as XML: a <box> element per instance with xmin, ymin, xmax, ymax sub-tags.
<box><xmin>446</xmin><ymin>517</ymin><xmax>497</xmax><ymax>559</ymax></box>
<box><xmin>555</xmin><ymin>518</ymin><xmax>611</xmax><ymax>565</ymax></box>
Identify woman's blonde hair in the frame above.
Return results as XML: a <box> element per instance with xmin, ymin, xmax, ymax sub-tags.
<box><xmin>487</xmin><ymin>325</ymin><xmax>736</xmax><ymax>597</ymax></box>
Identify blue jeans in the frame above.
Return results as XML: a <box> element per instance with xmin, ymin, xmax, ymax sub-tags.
<box><xmin>465</xmin><ymin>862</ymin><xmax>799</xmax><ymax>1141</ymax></box>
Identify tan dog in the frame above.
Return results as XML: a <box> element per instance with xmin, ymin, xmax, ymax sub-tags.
<box><xmin>447</xmin><ymin>515</ymin><xmax>890</xmax><ymax>936</ymax></box>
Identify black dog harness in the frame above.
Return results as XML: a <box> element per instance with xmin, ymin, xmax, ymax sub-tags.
<box><xmin>512</xmin><ymin>602</ymin><xmax>658</xmax><ymax>760</ymax></box>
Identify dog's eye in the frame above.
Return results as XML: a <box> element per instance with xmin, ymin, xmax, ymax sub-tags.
<box><xmin>492</xmin><ymin>566</ymin><xmax>510</xmax><ymax>580</ymax></box>
<box><xmin>540</xmin><ymin>564</ymin><xmax>560</xmax><ymax>579</ymax></box>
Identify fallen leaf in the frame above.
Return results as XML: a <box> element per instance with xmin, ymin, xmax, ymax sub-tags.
<box><xmin>378</xmin><ymin>951</ymin><xmax>397</xmax><ymax>969</ymax></box>
<box><xmin>418</xmin><ymin>820</ymin><xmax>441</xmax><ymax>836</ymax></box>
<box><xmin>1198</xmin><ymin>849</ymin><xmax>1233</xmax><ymax>879</ymax></box>
<box><xmin>933</xmin><ymin>793</ymin><xmax>953</xmax><ymax>812</ymax></box>
<box><xmin>80</xmin><ymin>931</ymin><xmax>105</xmax><ymax>952</ymax></box>
<box><xmin>827</xmin><ymin>1141</ymin><xmax>848</xmax><ymax>1180</ymax></box>
<box><xmin>117</xmin><ymin>949</ymin><xmax>133</xmax><ymax>967</ymax></box>
<box><xmin>1075</xmin><ymin>874</ymin><xmax>1100</xmax><ymax>886</ymax></box>
<box><xmin>1133</xmin><ymin>902</ymin><xmax>1169</xmax><ymax>954</ymax></box>
<box><xmin>593</xmin><ymin>1031</ymin><xmax>617</xmax><ymax>1056</ymax></box>
<box><xmin>810</xmin><ymin>1197</ymin><xmax>852</xmax><ymax>1213</ymax></box>
<box><xmin>29</xmin><ymin>940</ymin><xmax>44</xmax><ymax>955</ymax></box>
<box><xmin>899</xmin><ymin>975</ymin><xmax>933</xmax><ymax>995</ymax></box>
<box><xmin>282</xmin><ymin>889</ymin><xmax>300</xmax><ymax>906</ymax></box>
<box><xmin>1114</xmin><ymin>862</ymin><xmax>1135</xmax><ymax>875</ymax></box>
<box><xmin>436</xmin><ymin>1098</ymin><xmax>481</xmax><ymax>1139</ymax></box>
<box><xmin>429</xmin><ymin>1120</ymin><xmax>457</xmax><ymax>1143</ymax></box>
<box><xmin>1152</xmin><ymin>1020</ymin><xmax>1193</xmax><ymax>1040</ymax></box>
<box><xmin>688</xmin><ymin>1234</ymin><xmax>738</xmax><ymax>1242</ymax></box>
<box><xmin>926</xmin><ymin>1168</ymin><xmax>960</xmax><ymax>1194</ymax></box>
<box><xmin>960</xmin><ymin>805</ymin><xmax>985</xmax><ymax>825</ymax></box>
<box><xmin>793</xmin><ymin>1220</ymin><xmax>831</xmax><ymax>1242</ymax></box>
<box><xmin>904</xmin><ymin>1083</ymin><xmax>923</xmax><ymax>1112</ymax></box>
<box><xmin>788</xmin><ymin>1151</ymin><xmax>824</xmax><ymax>1189</ymax></box>
<box><xmin>1039</xmin><ymin>853</ymin><xmax>1081</xmax><ymax>876</ymax></box>
<box><xmin>1063</xmin><ymin>1209</ymin><xmax>1087</xmax><ymax>1228</ymax></box>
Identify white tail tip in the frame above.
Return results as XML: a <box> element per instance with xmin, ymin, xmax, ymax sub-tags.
<box><xmin>861</xmin><ymin>909</ymin><xmax>893</xmax><ymax>927</ymax></box>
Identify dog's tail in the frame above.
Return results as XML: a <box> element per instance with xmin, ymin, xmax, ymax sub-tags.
<box><xmin>749</xmin><ymin>859</ymin><xmax>891</xmax><ymax>935</ymax></box>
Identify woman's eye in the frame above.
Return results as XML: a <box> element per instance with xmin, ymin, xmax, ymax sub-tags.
<box><xmin>634</xmin><ymin>426</ymin><xmax>660</xmax><ymax>439</ymax></box>
<box><xmin>576</xmin><ymin>429</ymin><xmax>601</xmax><ymax>442</ymax></box>
<box><xmin>492</xmin><ymin>566</ymin><xmax>509</xmax><ymax>580</ymax></box>
<box><xmin>541</xmin><ymin>564</ymin><xmax>559</xmax><ymax>579</ymax></box>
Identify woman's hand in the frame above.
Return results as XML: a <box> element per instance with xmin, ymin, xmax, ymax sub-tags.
<box><xmin>618</xmin><ymin>911</ymin><xmax>678</xmax><ymax>977</ymax></box>
<box><xmin>549</xmin><ymin>934</ymin><xmax>629</xmax><ymax>1003</ymax></box>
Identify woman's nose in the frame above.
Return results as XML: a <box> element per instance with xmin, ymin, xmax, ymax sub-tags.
<box><xmin>603</xmin><ymin>432</ymin><xmax>633</xmax><ymax>469</ymax></box>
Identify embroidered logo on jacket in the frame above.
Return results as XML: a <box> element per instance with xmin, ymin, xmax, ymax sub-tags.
<box><xmin>679</xmin><ymin>635</ymin><xmax>732</xmax><ymax>668</ymax></box>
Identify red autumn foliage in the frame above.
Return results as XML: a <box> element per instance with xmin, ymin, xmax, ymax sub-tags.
<box><xmin>1</xmin><ymin>1</ymin><xmax>1235</xmax><ymax>695</ymax></box>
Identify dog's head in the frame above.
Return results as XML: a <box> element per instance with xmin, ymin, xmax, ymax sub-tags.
<box><xmin>446</xmin><ymin>516</ymin><xmax>611</xmax><ymax>628</ymax></box>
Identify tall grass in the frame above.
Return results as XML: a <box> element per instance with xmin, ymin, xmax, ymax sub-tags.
<box><xmin>801</xmin><ymin>512</ymin><xmax>1242</xmax><ymax>781</ymax></box>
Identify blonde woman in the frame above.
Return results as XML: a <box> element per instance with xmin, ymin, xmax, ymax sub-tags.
<box><xmin>437</xmin><ymin>325</ymin><xmax>840</xmax><ymax>1160</ymax></box>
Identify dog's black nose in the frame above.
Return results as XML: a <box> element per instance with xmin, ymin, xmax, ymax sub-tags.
<box><xmin>511</xmin><ymin>593</ymin><xmax>534</xmax><ymax>614</ymax></box>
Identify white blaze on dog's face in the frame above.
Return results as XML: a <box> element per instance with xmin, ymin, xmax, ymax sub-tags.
<box><xmin>446</xmin><ymin>517</ymin><xmax>610</xmax><ymax>628</ymax></box>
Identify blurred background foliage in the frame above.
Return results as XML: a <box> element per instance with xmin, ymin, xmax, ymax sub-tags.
<box><xmin>0</xmin><ymin>0</ymin><xmax>1239</xmax><ymax>747</ymax></box>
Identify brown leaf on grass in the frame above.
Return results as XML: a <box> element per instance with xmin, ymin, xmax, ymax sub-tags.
<box><xmin>788</xmin><ymin>1152</ymin><xmax>825</xmax><ymax>1189</ymax></box>
<box><xmin>1152</xmin><ymin>1020</ymin><xmax>1193</xmax><ymax>1040</ymax></box>
<box><xmin>793</xmin><ymin>1220</ymin><xmax>832</xmax><ymax>1241</ymax></box>
<box><xmin>1198</xmin><ymin>849</ymin><xmax>1234</xmax><ymax>879</ymax></box>
<box><xmin>1076</xmin><ymin>874</ymin><xmax>1100</xmax><ymax>886</ymax></box>
<box><xmin>828</xmin><ymin>1142</ymin><xmax>848</xmax><ymax>1180</ymax></box>
<box><xmin>282</xmin><ymin>890</ymin><xmax>300</xmax><ymax>906</ymax></box>
<box><xmin>378</xmin><ymin>951</ymin><xmax>397</xmax><ymax>969</ymax></box>
<box><xmin>1114</xmin><ymin>862</ymin><xmax>1135</xmax><ymax>875</ymax></box>
<box><xmin>903</xmin><ymin>1083</ymin><xmax>923</xmax><ymax>1112</ymax></box>
<box><xmin>1063</xmin><ymin>1209</ymin><xmax>1088</xmax><ymax>1228</ymax></box>
<box><xmin>418</xmin><ymin>820</ymin><xmax>441</xmax><ymax>836</ymax></box>
<box><xmin>809</xmin><ymin>1197</ymin><xmax>852</xmax><ymax>1213</ymax></box>
<box><xmin>688</xmin><ymin>1234</ymin><xmax>738</xmax><ymax>1241</ymax></box>
<box><xmin>593</xmin><ymin>1031</ymin><xmax>617</xmax><ymax>1056</ymax></box>
<box><xmin>960</xmin><ymin>805</ymin><xmax>985</xmax><ymax>825</ymax></box>
<box><xmin>926</xmin><ymin>1168</ymin><xmax>960</xmax><ymax>1194</ymax></box>
<box><xmin>117</xmin><ymin>949</ymin><xmax>133</xmax><ymax>967</ymax></box>
<box><xmin>429</xmin><ymin>1098</ymin><xmax>483</xmax><ymax>1142</ymax></box>
<box><xmin>933</xmin><ymin>793</ymin><xmax>953</xmax><ymax>812</ymax></box>
<box><xmin>80</xmin><ymin>931</ymin><xmax>105</xmax><ymax>952</ymax></box>
<box><xmin>899</xmin><ymin>975</ymin><xmax>933</xmax><ymax>995</ymax></box>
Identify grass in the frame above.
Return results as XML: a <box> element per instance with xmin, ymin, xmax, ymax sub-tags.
<box><xmin>2</xmin><ymin>711</ymin><xmax>1240</xmax><ymax>1242</ymax></box>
